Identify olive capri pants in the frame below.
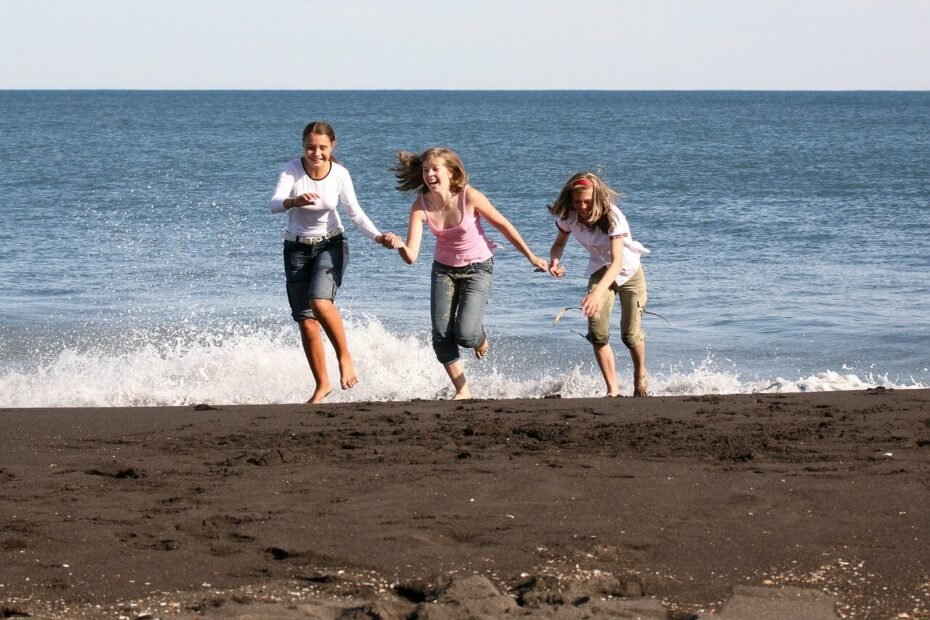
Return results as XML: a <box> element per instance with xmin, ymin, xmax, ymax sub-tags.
<box><xmin>586</xmin><ymin>265</ymin><xmax>647</xmax><ymax>348</ymax></box>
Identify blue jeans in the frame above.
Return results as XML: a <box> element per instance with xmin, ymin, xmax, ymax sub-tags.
<box><xmin>283</xmin><ymin>236</ymin><xmax>348</xmax><ymax>322</ymax></box>
<box><xmin>430</xmin><ymin>259</ymin><xmax>493</xmax><ymax>365</ymax></box>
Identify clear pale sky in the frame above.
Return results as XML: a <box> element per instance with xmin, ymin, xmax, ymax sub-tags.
<box><xmin>2</xmin><ymin>0</ymin><xmax>928</xmax><ymax>90</ymax></box>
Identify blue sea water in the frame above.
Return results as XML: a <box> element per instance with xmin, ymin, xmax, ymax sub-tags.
<box><xmin>0</xmin><ymin>90</ymin><xmax>928</xmax><ymax>406</ymax></box>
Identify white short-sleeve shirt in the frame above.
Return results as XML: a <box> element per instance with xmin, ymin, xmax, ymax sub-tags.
<box><xmin>556</xmin><ymin>204</ymin><xmax>644</xmax><ymax>286</ymax></box>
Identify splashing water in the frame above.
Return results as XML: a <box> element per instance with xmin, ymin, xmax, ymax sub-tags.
<box><xmin>0</xmin><ymin>317</ymin><xmax>922</xmax><ymax>408</ymax></box>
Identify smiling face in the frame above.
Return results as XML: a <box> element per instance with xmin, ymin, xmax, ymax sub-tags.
<box><xmin>421</xmin><ymin>157</ymin><xmax>453</xmax><ymax>192</ymax></box>
<box><xmin>571</xmin><ymin>187</ymin><xmax>595</xmax><ymax>219</ymax></box>
<box><xmin>303</xmin><ymin>132</ymin><xmax>334</xmax><ymax>172</ymax></box>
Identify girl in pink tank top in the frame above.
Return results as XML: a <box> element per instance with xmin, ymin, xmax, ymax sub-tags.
<box><xmin>383</xmin><ymin>147</ymin><xmax>547</xmax><ymax>400</ymax></box>
<box><xmin>420</xmin><ymin>186</ymin><xmax>494</xmax><ymax>267</ymax></box>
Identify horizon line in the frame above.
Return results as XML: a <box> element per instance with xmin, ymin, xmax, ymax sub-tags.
<box><xmin>2</xmin><ymin>88</ymin><xmax>929</xmax><ymax>93</ymax></box>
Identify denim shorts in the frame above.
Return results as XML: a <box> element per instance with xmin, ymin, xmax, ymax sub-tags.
<box><xmin>283</xmin><ymin>235</ymin><xmax>348</xmax><ymax>322</ymax></box>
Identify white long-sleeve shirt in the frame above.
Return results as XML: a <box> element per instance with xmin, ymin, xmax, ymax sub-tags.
<box><xmin>268</xmin><ymin>159</ymin><xmax>381</xmax><ymax>241</ymax></box>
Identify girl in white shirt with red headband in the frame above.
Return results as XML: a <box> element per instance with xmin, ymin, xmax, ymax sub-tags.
<box><xmin>546</xmin><ymin>172</ymin><xmax>651</xmax><ymax>397</ymax></box>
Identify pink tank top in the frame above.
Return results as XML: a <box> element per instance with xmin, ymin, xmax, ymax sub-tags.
<box><xmin>422</xmin><ymin>186</ymin><xmax>495</xmax><ymax>267</ymax></box>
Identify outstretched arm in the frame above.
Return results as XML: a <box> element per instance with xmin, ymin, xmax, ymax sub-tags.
<box><xmin>385</xmin><ymin>204</ymin><xmax>426</xmax><ymax>265</ymax></box>
<box><xmin>470</xmin><ymin>188</ymin><xmax>547</xmax><ymax>271</ymax></box>
<box><xmin>548</xmin><ymin>228</ymin><xmax>570</xmax><ymax>277</ymax></box>
<box><xmin>338</xmin><ymin>174</ymin><xmax>383</xmax><ymax>242</ymax></box>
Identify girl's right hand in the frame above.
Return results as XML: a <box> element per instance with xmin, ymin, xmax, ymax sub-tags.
<box><xmin>547</xmin><ymin>258</ymin><xmax>566</xmax><ymax>278</ymax></box>
<box><xmin>292</xmin><ymin>192</ymin><xmax>320</xmax><ymax>207</ymax></box>
<box><xmin>580</xmin><ymin>291</ymin><xmax>603</xmax><ymax>318</ymax></box>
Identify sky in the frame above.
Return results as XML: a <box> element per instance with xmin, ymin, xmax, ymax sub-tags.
<box><xmin>1</xmin><ymin>0</ymin><xmax>928</xmax><ymax>90</ymax></box>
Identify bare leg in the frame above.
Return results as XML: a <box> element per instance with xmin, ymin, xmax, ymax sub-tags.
<box><xmin>444</xmin><ymin>360</ymin><xmax>471</xmax><ymax>400</ymax></box>
<box><xmin>630</xmin><ymin>341</ymin><xmax>648</xmax><ymax>397</ymax></box>
<box><xmin>592</xmin><ymin>343</ymin><xmax>621</xmax><ymax>397</ymax></box>
<box><xmin>310</xmin><ymin>299</ymin><xmax>358</xmax><ymax>391</ymax></box>
<box><xmin>297</xmin><ymin>319</ymin><xmax>332</xmax><ymax>403</ymax></box>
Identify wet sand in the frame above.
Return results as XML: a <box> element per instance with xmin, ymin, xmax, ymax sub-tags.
<box><xmin>1</xmin><ymin>388</ymin><xmax>929</xmax><ymax>619</ymax></box>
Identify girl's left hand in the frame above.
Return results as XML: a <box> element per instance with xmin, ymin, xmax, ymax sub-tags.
<box><xmin>580</xmin><ymin>292</ymin><xmax>603</xmax><ymax>318</ymax></box>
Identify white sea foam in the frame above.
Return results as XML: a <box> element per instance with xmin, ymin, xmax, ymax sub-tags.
<box><xmin>0</xmin><ymin>318</ymin><xmax>923</xmax><ymax>408</ymax></box>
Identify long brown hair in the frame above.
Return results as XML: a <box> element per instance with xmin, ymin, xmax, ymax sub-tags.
<box><xmin>302</xmin><ymin>121</ymin><xmax>339</xmax><ymax>164</ymax></box>
<box><xmin>548</xmin><ymin>172</ymin><xmax>620</xmax><ymax>233</ymax></box>
<box><xmin>394</xmin><ymin>147</ymin><xmax>469</xmax><ymax>194</ymax></box>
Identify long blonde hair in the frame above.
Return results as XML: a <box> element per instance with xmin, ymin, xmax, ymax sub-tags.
<box><xmin>548</xmin><ymin>172</ymin><xmax>620</xmax><ymax>234</ymax></box>
<box><xmin>394</xmin><ymin>147</ymin><xmax>469</xmax><ymax>195</ymax></box>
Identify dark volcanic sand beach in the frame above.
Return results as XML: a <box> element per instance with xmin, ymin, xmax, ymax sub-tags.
<box><xmin>1</xmin><ymin>389</ymin><xmax>929</xmax><ymax>619</ymax></box>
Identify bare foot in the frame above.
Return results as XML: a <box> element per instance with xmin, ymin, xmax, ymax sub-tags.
<box><xmin>474</xmin><ymin>332</ymin><xmax>490</xmax><ymax>359</ymax></box>
<box><xmin>605</xmin><ymin>391</ymin><xmax>622</xmax><ymax>398</ymax></box>
<box><xmin>452</xmin><ymin>389</ymin><xmax>472</xmax><ymax>400</ymax></box>
<box><xmin>633</xmin><ymin>374</ymin><xmax>649</xmax><ymax>397</ymax></box>
<box><xmin>307</xmin><ymin>385</ymin><xmax>332</xmax><ymax>404</ymax></box>
<box><xmin>339</xmin><ymin>357</ymin><xmax>358</xmax><ymax>390</ymax></box>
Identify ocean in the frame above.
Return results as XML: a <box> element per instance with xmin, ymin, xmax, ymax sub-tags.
<box><xmin>0</xmin><ymin>90</ymin><xmax>927</xmax><ymax>407</ymax></box>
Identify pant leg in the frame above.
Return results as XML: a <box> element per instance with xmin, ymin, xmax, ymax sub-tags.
<box><xmin>306</xmin><ymin>237</ymin><xmax>347</xmax><ymax>301</ymax></box>
<box><xmin>618</xmin><ymin>265</ymin><xmax>648</xmax><ymax>349</ymax></box>
<box><xmin>284</xmin><ymin>242</ymin><xmax>314</xmax><ymax>322</ymax></box>
<box><xmin>453</xmin><ymin>259</ymin><xmax>493</xmax><ymax>349</ymax></box>
<box><xmin>430</xmin><ymin>263</ymin><xmax>461</xmax><ymax>365</ymax></box>
<box><xmin>585</xmin><ymin>268</ymin><xmax>617</xmax><ymax>345</ymax></box>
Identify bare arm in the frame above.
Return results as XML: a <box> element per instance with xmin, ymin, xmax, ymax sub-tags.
<box><xmin>581</xmin><ymin>236</ymin><xmax>624</xmax><ymax>317</ymax></box>
<box><xmin>548</xmin><ymin>228</ymin><xmax>570</xmax><ymax>277</ymax></box>
<box><xmin>469</xmin><ymin>188</ymin><xmax>547</xmax><ymax>271</ymax></box>
<box><xmin>391</xmin><ymin>204</ymin><xmax>426</xmax><ymax>265</ymax></box>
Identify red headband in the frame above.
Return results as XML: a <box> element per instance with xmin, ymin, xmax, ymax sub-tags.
<box><xmin>571</xmin><ymin>178</ymin><xmax>594</xmax><ymax>189</ymax></box>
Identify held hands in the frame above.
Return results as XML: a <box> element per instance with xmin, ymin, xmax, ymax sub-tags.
<box><xmin>379</xmin><ymin>232</ymin><xmax>404</xmax><ymax>250</ymax></box>
<box><xmin>547</xmin><ymin>258</ymin><xmax>567</xmax><ymax>278</ymax></box>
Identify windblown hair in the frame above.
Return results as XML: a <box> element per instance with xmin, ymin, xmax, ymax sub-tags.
<box><xmin>302</xmin><ymin>121</ymin><xmax>339</xmax><ymax>164</ymax></box>
<box><xmin>394</xmin><ymin>147</ymin><xmax>469</xmax><ymax>195</ymax></box>
<box><xmin>548</xmin><ymin>172</ymin><xmax>620</xmax><ymax>234</ymax></box>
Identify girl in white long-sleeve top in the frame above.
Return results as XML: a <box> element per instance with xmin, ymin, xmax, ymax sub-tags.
<box><xmin>268</xmin><ymin>121</ymin><xmax>390</xmax><ymax>403</ymax></box>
